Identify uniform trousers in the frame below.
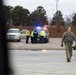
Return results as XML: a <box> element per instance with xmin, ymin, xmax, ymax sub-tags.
<box><xmin>26</xmin><ymin>36</ymin><xmax>29</xmax><ymax>43</ymax></box>
<box><xmin>65</xmin><ymin>43</ymin><xmax>72</xmax><ymax>61</ymax></box>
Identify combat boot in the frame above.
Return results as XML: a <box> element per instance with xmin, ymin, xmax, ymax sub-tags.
<box><xmin>67</xmin><ymin>59</ymin><xmax>71</xmax><ymax>62</ymax></box>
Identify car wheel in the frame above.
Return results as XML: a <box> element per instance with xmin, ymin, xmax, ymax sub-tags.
<box><xmin>17</xmin><ymin>39</ymin><xmax>21</xmax><ymax>42</ymax></box>
<box><xmin>44</xmin><ymin>38</ymin><xmax>48</xmax><ymax>43</ymax></box>
<box><xmin>47</xmin><ymin>39</ymin><xmax>49</xmax><ymax>42</ymax></box>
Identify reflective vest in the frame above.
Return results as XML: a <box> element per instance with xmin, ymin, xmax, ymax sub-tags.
<box><xmin>40</xmin><ymin>30</ymin><xmax>45</xmax><ymax>36</ymax></box>
<box><xmin>30</xmin><ymin>31</ymin><xmax>34</xmax><ymax>37</ymax></box>
<box><xmin>26</xmin><ymin>30</ymin><xmax>30</xmax><ymax>36</ymax></box>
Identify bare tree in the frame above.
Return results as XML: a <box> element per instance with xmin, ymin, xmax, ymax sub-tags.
<box><xmin>65</xmin><ymin>16</ymin><xmax>72</xmax><ymax>27</ymax></box>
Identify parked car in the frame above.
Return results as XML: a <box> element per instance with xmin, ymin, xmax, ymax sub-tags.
<box><xmin>20</xmin><ymin>29</ymin><xmax>26</xmax><ymax>39</ymax></box>
<box><xmin>34</xmin><ymin>26</ymin><xmax>49</xmax><ymax>43</ymax></box>
<box><xmin>7</xmin><ymin>28</ymin><xmax>21</xmax><ymax>42</ymax></box>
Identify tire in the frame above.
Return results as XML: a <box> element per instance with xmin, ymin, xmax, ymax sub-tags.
<box><xmin>17</xmin><ymin>39</ymin><xmax>21</xmax><ymax>42</ymax></box>
<box><xmin>44</xmin><ymin>38</ymin><xmax>48</xmax><ymax>43</ymax></box>
<box><xmin>47</xmin><ymin>38</ymin><xmax>49</xmax><ymax>42</ymax></box>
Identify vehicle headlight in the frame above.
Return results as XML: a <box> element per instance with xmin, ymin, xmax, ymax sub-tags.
<box><xmin>16</xmin><ymin>35</ymin><xmax>19</xmax><ymax>37</ymax></box>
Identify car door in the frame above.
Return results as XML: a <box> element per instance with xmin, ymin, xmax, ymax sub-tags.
<box><xmin>20</xmin><ymin>29</ymin><xmax>26</xmax><ymax>39</ymax></box>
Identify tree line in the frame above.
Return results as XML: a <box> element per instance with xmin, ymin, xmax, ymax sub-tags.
<box><xmin>3</xmin><ymin>5</ymin><xmax>76</xmax><ymax>27</ymax></box>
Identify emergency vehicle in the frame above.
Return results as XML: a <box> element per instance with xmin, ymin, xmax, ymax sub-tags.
<box><xmin>34</xmin><ymin>26</ymin><xmax>49</xmax><ymax>43</ymax></box>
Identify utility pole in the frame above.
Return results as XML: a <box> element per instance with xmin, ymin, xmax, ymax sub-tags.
<box><xmin>55</xmin><ymin>0</ymin><xmax>59</xmax><ymax>12</ymax></box>
<box><xmin>54</xmin><ymin>0</ymin><xmax>60</xmax><ymax>26</ymax></box>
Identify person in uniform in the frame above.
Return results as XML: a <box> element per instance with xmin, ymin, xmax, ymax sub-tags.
<box><xmin>30</xmin><ymin>29</ymin><xmax>34</xmax><ymax>44</ymax></box>
<box><xmin>33</xmin><ymin>29</ymin><xmax>38</xmax><ymax>43</ymax></box>
<box><xmin>25</xmin><ymin>28</ymin><xmax>30</xmax><ymax>43</ymax></box>
<box><xmin>40</xmin><ymin>29</ymin><xmax>45</xmax><ymax>44</ymax></box>
<box><xmin>61</xmin><ymin>27</ymin><xmax>76</xmax><ymax>62</ymax></box>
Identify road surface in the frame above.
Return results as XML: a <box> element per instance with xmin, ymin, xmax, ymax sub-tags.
<box><xmin>9</xmin><ymin>50</ymin><xmax>76</xmax><ymax>75</ymax></box>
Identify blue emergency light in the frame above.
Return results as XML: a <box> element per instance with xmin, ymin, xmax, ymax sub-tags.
<box><xmin>36</xmin><ymin>27</ymin><xmax>41</xmax><ymax>29</ymax></box>
<box><xmin>35</xmin><ymin>26</ymin><xmax>47</xmax><ymax>30</ymax></box>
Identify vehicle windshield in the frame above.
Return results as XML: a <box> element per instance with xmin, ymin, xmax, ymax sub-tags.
<box><xmin>35</xmin><ymin>29</ymin><xmax>42</xmax><ymax>33</ymax></box>
<box><xmin>35</xmin><ymin>28</ymin><xmax>47</xmax><ymax>34</ymax></box>
<box><xmin>8</xmin><ymin>30</ymin><xmax>20</xmax><ymax>33</ymax></box>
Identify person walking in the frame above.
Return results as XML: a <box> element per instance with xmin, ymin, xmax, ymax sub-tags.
<box><xmin>30</xmin><ymin>29</ymin><xmax>34</xmax><ymax>44</ymax></box>
<box><xmin>25</xmin><ymin>28</ymin><xmax>30</xmax><ymax>43</ymax></box>
<box><xmin>33</xmin><ymin>29</ymin><xmax>38</xmax><ymax>43</ymax></box>
<box><xmin>61</xmin><ymin>27</ymin><xmax>76</xmax><ymax>62</ymax></box>
<box><xmin>40</xmin><ymin>29</ymin><xmax>45</xmax><ymax>44</ymax></box>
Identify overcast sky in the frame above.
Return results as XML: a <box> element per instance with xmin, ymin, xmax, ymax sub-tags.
<box><xmin>4</xmin><ymin>0</ymin><xmax>76</xmax><ymax>19</ymax></box>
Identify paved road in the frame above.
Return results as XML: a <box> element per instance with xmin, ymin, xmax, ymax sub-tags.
<box><xmin>9</xmin><ymin>50</ymin><xmax>76</xmax><ymax>75</ymax></box>
<box><xmin>7</xmin><ymin>38</ymin><xmax>76</xmax><ymax>50</ymax></box>
<box><xmin>8</xmin><ymin>38</ymin><xmax>66</xmax><ymax>50</ymax></box>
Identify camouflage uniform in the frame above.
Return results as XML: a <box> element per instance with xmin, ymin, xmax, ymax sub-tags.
<box><xmin>61</xmin><ymin>32</ymin><xmax>76</xmax><ymax>62</ymax></box>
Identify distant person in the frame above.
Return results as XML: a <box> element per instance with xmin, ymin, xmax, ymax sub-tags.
<box><xmin>30</xmin><ymin>29</ymin><xmax>34</xmax><ymax>44</ymax></box>
<box><xmin>33</xmin><ymin>29</ymin><xmax>38</xmax><ymax>43</ymax></box>
<box><xmin>40</xmin><ymin>29</ymin><xmax>45</xmax><ymax>43</ymax></box>
<box><xmin>25</xmin><ymin>28</ymin><xmax>30</xmax><ymax>43</ymax></box>
<box><xmin>61</xmin><ymin>27</ymin><xmax>76</xmax><ymax>62</ymax></box>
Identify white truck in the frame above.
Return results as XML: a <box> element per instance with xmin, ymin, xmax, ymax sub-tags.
<box><xmin>7</xmin><ymin>28</ymin><xmax>21</xmax><ymax>42</ymax></box>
